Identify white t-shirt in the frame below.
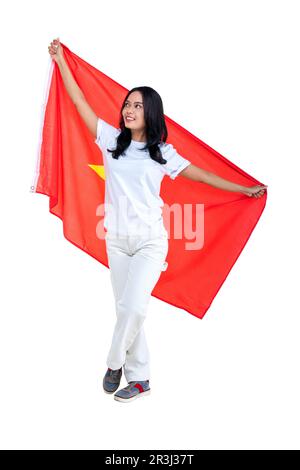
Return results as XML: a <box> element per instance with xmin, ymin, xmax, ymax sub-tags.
<box><xmin>94</xmin><ymin>117</ymin><xmax>191</xmax><ymax>237</ymax></box>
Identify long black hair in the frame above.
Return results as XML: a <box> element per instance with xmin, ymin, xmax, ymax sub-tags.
<box><xmin>107</xmin><ymin>86</ymin><xmax>168</xmax><ymax>165</ymax></box>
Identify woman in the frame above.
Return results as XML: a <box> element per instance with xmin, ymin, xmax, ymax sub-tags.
<box><xmin>48</xmin><ymin>38</ymin><xmax>267</xmax><ymax>403</ymax></box>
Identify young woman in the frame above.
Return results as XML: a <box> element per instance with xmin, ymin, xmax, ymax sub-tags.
<box><xmin>48</xmin><ymin>38</ymin><xmax>267</xmax><ymax>403</ymax></box>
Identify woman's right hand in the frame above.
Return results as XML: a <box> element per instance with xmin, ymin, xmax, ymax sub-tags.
<box><xmin>48</xmin><ymin>37</ymin><xmax>64</xmax><ymax>63</ymax></box>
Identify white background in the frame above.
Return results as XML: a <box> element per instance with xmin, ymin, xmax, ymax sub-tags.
<box><xmin>1</xmin><ymin>0</ymin><xmax>299</xmax><ymax>450</ymax></box>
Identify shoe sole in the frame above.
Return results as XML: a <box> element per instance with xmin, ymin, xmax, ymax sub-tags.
<box><xmin>103</xmin><ymin>388</ymin><xmax>118</xmax><ymax>394</ymax></box>
<box><xmin>114</xmin><ymin>389</ymin><xmax>151</xmax><ymax>403</ymax></box>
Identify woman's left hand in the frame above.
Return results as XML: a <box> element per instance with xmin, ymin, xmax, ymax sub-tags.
<box><xmin>241</xmin><ymin>184</ymin><xmax>268</xmax><ymax>198</ymax></box>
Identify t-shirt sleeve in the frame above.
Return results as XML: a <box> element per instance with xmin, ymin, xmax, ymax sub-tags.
<box><xmin>160</xmin><ymin>143</ymin><xmax>191</xmax><ymax>180</ymax></box>
<box><xmin>94</xmin><ymin>117</ymin><xmax>119</xmax><ymax>152</ymax></box>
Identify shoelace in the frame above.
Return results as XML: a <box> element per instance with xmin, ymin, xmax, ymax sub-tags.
<box><xmin>109</xmin><ymin>369</ymin><xmax>121</xmax><ymax>378</ymax></box>
<box><xmin>122</xmin><ymin>382</ymin><xmax>140</xmax><ymax>392</ymax></box>
<box><xmin>123</xmin><ymin>381</ymin><xmax>149</xmax><ymax>392</ymax></box>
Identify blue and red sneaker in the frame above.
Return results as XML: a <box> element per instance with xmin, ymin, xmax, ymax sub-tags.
<box><xmin>114</xmin><ymin>380</ymin><xmax>150</xmax><ymax>403</ymax></box>
<box><xmin>103</xmin><ymin>367</ymin><xmax>122</xmax><ymax>394</ymax></box>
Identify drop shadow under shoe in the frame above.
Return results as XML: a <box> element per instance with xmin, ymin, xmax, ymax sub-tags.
<box><xmin>114</xmin><ymin>380</ymin><xmax>150</xmax><ymax>403</ymax></box>
<box><xmin>103</xmin><ymin>367</ymin><xmax>122</xmax><ymax>394</ymax></box>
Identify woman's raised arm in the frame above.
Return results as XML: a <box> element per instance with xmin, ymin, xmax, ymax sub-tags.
<box><xmin>48</xmin><ymin>38</ymin><xmax>98</xmax><ymax>139</ymax></box>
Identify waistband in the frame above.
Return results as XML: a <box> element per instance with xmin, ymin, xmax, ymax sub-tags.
<box><xmin>104</xmin><ymin>230</ymin><xmax>169</xmax><ymax>240</ymax></box>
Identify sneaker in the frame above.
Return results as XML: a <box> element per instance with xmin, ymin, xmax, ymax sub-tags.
<box><xmin>103</xmin><ymin>367</ymin><xmax>122</xmax><ymax>394</ymax></box>
<box><xmin>114</xmin><ymin>380</ymin><xmax>150</xmax><ymax>403</ymax></box>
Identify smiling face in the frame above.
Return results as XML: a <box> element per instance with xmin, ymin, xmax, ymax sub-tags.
<box><xmin>122</xmin><ymin>91</ymin><xmax>146</xmax><ymax>138</ymax></box>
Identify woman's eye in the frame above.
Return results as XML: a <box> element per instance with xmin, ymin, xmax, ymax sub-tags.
<box><xmin>124</xmin><ymin>103</ymin><xmax>142</xmax><ymax>108</ymax></box>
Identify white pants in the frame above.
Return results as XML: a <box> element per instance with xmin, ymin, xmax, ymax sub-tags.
<box><xmin>104</xmin><ymin>231</ymin><xmax>169</xmax><ymax>382</ymax></box>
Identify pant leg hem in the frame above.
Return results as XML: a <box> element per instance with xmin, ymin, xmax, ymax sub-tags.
<box><xmin>125</xmin><ymin>376</ymin><xmax>150</xmax><ymax>383</ymax></box>
<box><xmin>107</xmin><ymin>362</ymin><xmax>123</xmax><ymax>370</ymax></box>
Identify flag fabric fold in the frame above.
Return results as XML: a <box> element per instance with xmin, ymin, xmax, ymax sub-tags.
<box><xmin>31</xmin><ymin>42</ymin><xmax>267</xmax><ymax>319</ymax></box>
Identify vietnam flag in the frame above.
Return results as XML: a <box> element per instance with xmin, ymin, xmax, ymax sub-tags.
<box><xmin>30</xmin><ymin>42</ymin><xmax>267</xmax><ymax>320</ymax></box>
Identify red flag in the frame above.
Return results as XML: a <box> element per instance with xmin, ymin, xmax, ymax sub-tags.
<box><xmin>31</xmin><ymin>42</ymin><xmax>267</xmax><ymax>319</ymax></box>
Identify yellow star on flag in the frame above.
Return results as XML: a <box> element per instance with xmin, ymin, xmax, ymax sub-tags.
<box><xmin>88</xmin><ymin>164</ymin><xmax>105</xmax><ymax>180</ymax></box>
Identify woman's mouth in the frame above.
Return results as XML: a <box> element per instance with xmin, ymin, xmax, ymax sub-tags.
<box><xmin>126</xmin><ymin>117</ymin><xmax>135</xmax><ymax>122</ymax></box>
